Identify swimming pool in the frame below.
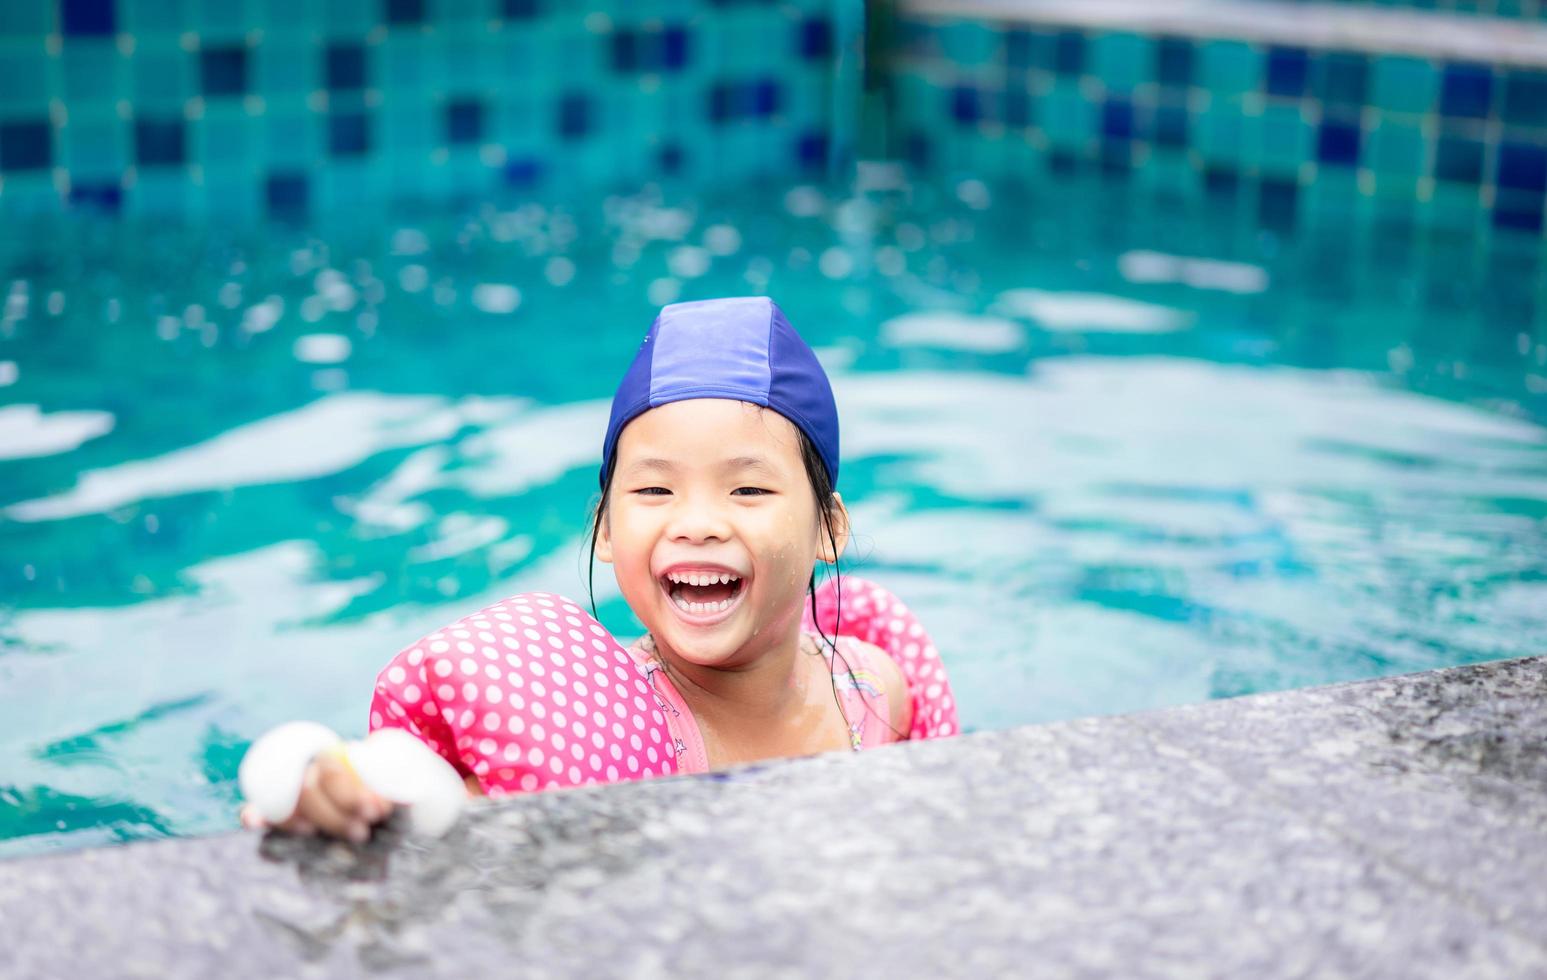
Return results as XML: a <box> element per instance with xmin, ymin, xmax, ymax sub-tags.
<box><xmin>2</xmin><ymin>171</ymin><xmax>1545</xmax><ymax>857</ymax></box>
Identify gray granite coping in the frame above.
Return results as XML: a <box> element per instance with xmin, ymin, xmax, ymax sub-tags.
<box><xmin>904</xmin><ymin>0</ymin><xmax>1547</xmax><ymax>68</ymax></box>
<box><xmin>1</xmin><ymin>655</ymin><xmax>1543</xmax><ymax>979</ymax></box>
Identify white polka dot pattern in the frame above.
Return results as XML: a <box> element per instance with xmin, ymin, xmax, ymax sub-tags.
<box><xmin>369</xmin><ymin>578</ymin><xmax>958</xmax><ymax>797</ymax></box>
<box><xmin>370</xmin><ymin>593</ymin><xmax>676</xmax><ymax>797</ymax></box>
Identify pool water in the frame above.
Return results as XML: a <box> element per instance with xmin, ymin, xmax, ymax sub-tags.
<box><xmin>2</xmin><ymin>172</ymin><xmax>1545</xmax><ymax>858</ymax></box>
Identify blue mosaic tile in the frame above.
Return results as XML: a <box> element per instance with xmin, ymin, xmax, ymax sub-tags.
<box><xmin>1258</xmin><ymin>176</ymin><xmax>1299</xmax><ymax>229</ymax></box>
<box><xmin>200</xmin><ymin>46</ymin><xmax>248</xmax><ymax>98</ymax></box>
<box><xmin>799</xmin><ymin>16</ymin><xmax>831</xmax><ymax>60</ymax></box>
<box><xmin>328</xmin><ymin>110</ymin><xmax>370</xmax><ymax>157</ymax></box>
<box><xmin>326</xmin><ymin>43</ymin><xmax>368</xmax><ymax>91</ymax></box>
<box><xmin>0</xmin><ymin>120</ymin><xmax>53</xmax><ymax>171</ymax></box>
<box><xmin>196</xmin><ymin>109</ymin><xmax>252</xmax><ymax>166</ymax></box>
<box><xmin>1372</xmin><ymin>56</ymin><xmax>1437</xmax><ymax>114</ymax></box>
<box><xmin>1492</xmin><ymin>191</ymin><xmax>1544</xmax><ymax>233</ymax></box>
<box><xmin>663</xmin><ymin>26</ymin><xmax>690</xmax><ymax>70</ymax></box>
<box><xmin>1052</xmin><ymin>30</ymin><xmax>1083</xmax><ymax>76</ymax></box>
<box><xmin>1003</xmin><ymin>28</ymin><xmax>1037</xmax><ymax>72</ymax></box>
<box><xmin>446</xmin><ymin>98</ymin><xmax>483</xmax><ymax>145</ymax></box>
<box><xmin>0</xmin><ymin>5</ymin><xmax>54</xmax><ymax>36</ymax></box>
<box><xmin>1435</xmin><ymin>133</ymin><xmax>1485</xmax><ymax>183</ymax></box>
<box><xmin>1497</xmin><ymin>142</ymin><xmax>1547</xmax><ymax>192</ymax></box>
<box><xmin>133</xmin><ymin>48</ymin><xmax>191</xmax><ymax>108</ymax></box>
<box><xmin>63</xmin><ymin>40</ymin><xmax>121</xmax><ymax>102</ymax></box>
<box><xmin>134</xmin><ymin>117</ymin><xmax>185</xmax><ymax>167</ymax></box>
<box><xmin>751</xmin><ymin>78</ymin><xmax>780</xmax><ymax>116</ymax></box>
<box><xmin>68</xmin><ymin>180</ymin><xmax>122</xmax><ymax>210</ymax></box>
<box><xmin>0</xmin><ymin>49</ymin><xmax>51</xmax><ymax>111</ymax></box>
<box><xmin>1259</xmin><ymin>103</ymin><xmax>1312</xmax><ymax>174</ymax></box>
<box><xmin>610</xmin><ymin>32</ymin><xmax>638</xmax><ymax>72</ymax></box>
<box><xmin>1265</xmin><ymin>46</ymin><xmax>1310</xmax><ymax>98</ymax></box>
<box><xmin>1370</xmin><ymin>117</ymin><xmax>1426</xmax><ymax>175</ymax></box>
<box><xmin>255</xmin><ymin>40</ymin><xmax>315</xmax><ymax>96</ymax></box>
<box><xmin>939</xmin><ymin>21</ymin><xmax>998</xmax><ymax>67</ymax></box>
<box><xmin>501</xmin><ymin>155</ymin><xmax>545</xmax><ymax>186</ymax></box>
<box><xmin>1004</xmin><ymin>87</ymin><xmax>1032</xmax><ymax>128</ymax></box>
<box><xmin>1155</xmin><ymin>37</ymin><xmax>1192</xmax><ymax>89</ymax></box>
<box><xmin>557</xmin><ymin>91</ymin><xmax>590</xmax><ymax>140</ymax></box>
<box><xmin>1092</xmin><ymin>33</ymin><xmax>1149</xmax><ymax>91</ymax></box>
<box><xmin>1153</xmin><ymin>104</ymin><xmax>1188</xmax><ymax>147</ymax></box>
<box><xmin>795</xmin><ymin>131</ymin><xmax>825</xmax><ymax>167</ymax></box>
<box><xmin>500</xmin><ymin>0</ymin><xmax>540</xmax><ymax>17</ymax></box>
<box><xmin>265</xmin><ymin>170</ymin><xmax>308</xmax><ymax>216</ymax></box>
<box><xmin>1102</xmin><ymin>99</ymin><xmax>1135</xmax><ymax>141</ymax></box>
<box><xmin>1100</xmin><ymin>138</ymin><xmax>1132</xmax><ymax>173</ymax></box>
<box><xmin>62</xmin><ymin>0</ymin><xmax>115</xmax><ymax>37</ymax></box>
<box><xmin>1316</xmin><ymin>52</ymin><xmax>1368</xmax><ymax>110</ymax></box>
<box><xmin>608</xmin><ymin>25</ymin><xmax>691</xmax><ymax>74</ymax></box>
<box><xmin>658</xmin><ymin>141</ymin><xmax>686</xmax><ymax>173</ymax></box>
<box><xmin>386</xmin><ymin>0</ymin><xmax>427</xmax><ymax>27</ymax></box>
<box><xmin>1200</xmin><ymin>39</ymin><xmax>1260</xmax><ymax>96</ymax></box>
<box><xmin>1041</xmin><ymin>78</ymin><xmax>1090</xmax><ymax>148</ymax></box>
<box><xmin>1204</xmin><ymin>166</ymin><xmax>1240</xmax><ymax>198</ymax></box>
<box><xmin>62</xmin><ymin>113</ymin><xmax>126</xmax><ymax>175</ymax></box>
<box><xmin>1439</xmin><ymin>62</ymin><xmax>1493</xmax><ymax>118</ymax></box>
<box><xmin>1501</xmin><ymin>70</ymin><xmax>1547</xmax><ymax>127</ymax></box>
<box><xmin>1316</xmin><ymin>119</ymin><xmax>1361</xmax><ymax>166</ymax></box>
<box><xmin>951</xmin><ymin>85</ymin><xmax>980</xmax><ymax>125</ymax></box>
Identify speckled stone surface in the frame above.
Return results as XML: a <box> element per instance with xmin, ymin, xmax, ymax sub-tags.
<box><xmin>2</xmin><ymin>656</ymin><xmax>1543</xmax><ymax>979</ymax></box>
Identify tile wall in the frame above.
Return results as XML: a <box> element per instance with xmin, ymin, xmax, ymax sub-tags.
<box><xmin>0</xmin><ymin>0</ymin><xmax>857</xmax><ymax>220</ymax></box>
<box><xmin>889</xmin><ymin>14</ymin><xmax>1547</xmax><ymax>236</ymax></box>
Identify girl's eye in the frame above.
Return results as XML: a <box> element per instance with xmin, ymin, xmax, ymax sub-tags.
<box><xmin>732</xmin><ymin>487</ymin><xmax>770</xmax><ymax>496</ymax></box>
<box><xmin>635</xmin><ymin>487</ymin><xmax>671</xmax><ymax>496</ymax></box>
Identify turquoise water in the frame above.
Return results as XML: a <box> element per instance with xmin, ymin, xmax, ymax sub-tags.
<box><xmin>2</xmin><ymin>173</ymin><xmax>1545</xmax><ymax>858</ymax></box>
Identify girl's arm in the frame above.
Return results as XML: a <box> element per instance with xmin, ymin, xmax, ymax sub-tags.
<box><xmin>803</xmin><ymin>576</ymin><xmax>959</xmax><ymax>740</ymax></box>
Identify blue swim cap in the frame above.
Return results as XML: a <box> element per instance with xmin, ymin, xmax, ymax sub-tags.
<box><xmin>601</xmin><ymin>296</ymin><xmax>840</xmax><ymax>489</ymax></box>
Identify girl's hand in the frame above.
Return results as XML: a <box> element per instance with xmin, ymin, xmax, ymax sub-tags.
<box><xmin>239</xmin><ymin>748</ymin><xmax>393</xmax><ymax>843</ymax></box>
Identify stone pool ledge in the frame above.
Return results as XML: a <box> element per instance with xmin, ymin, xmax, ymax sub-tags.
<box><xmin>2</xmin><ymin>656</ymin><xmax>1544</xmax><ymax>978</ymax></box>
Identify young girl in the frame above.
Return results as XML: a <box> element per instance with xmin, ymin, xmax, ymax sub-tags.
<box><xmin>242</xmin><ymin>297</ymin><xmax>957</xmax><ymax>841</ymax></box>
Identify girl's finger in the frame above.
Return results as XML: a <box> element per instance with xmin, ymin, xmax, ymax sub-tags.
<box><xmin>323</xmin><ymin>753</ymin><xmax>397</xmax><ymax>824</ymax></box>
<box><xmin>295</xmin><ymin>760</ymin><xmax>363</xmax><ymax>839</ymax></box>
<box><xmin>314</xmin><ymin>750</ymin><xmax>377</xmax><ymax>821</ymax></box>
<box><xmin>239</xmin><ymin>803</ymin><xmax>265</xmax><ymax>830</ymax></box>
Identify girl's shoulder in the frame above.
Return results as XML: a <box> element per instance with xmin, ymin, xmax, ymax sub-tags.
<box><xmin>802</xmin><ymin>575</ymin><xmax>957</xmax><ymax>740</ymax></box>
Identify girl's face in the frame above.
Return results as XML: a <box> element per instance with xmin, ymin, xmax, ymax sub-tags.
<box><xmin>595</xmin><ymin>398</ymin><xmax>848</xmax><ymax>670</ymax></box>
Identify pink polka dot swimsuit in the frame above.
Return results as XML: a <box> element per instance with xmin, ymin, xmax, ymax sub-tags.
<box><xmin>369</xmin><ymin>576</ymin><xmax>958</xmax><ymax>796</ymax></box>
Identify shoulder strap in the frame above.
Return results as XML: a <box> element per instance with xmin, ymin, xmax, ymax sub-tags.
<box><xmin>624</xmin><ymin>637</ymin><xmax>709</xmax><ymax>775</ymax></box>
<box><xmin>826</xmin><ymin>635</ymin><xmax>895</xmax><ymax>749</ymax></box>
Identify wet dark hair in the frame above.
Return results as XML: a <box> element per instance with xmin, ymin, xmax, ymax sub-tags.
<box><xmin>584</xmin><ymin>410</ymin><xmax>901</xmax><ymax>742</ymax></box>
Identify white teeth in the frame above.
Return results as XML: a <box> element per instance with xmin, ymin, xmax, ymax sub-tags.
<box><xmin>665</xmin><ymin>570</ymin><xmax>741</xmax><ymax>586</ymax></box>
<box><xmin>670</xmin><ymin>593</ymin><xmax>736</xmax><ymax>615</ymax></box>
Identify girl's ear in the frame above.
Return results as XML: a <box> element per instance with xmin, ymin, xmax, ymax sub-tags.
<box><xmin>594</xmin><ymin>507</ymin><xmax>614</xmax><ymax>564</ymax></box>
<box><xmin>816</xmin><ymin>491</ymin><xmax>851</xmax><ymax>564</ymax></box>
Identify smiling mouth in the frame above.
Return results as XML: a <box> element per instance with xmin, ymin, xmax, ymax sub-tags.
<box><xmin>660</xmin><ymin>570</ymin><xmax>746</xmax><ymax>617</ymax></box>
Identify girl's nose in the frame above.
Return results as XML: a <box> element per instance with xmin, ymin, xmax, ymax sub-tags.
<box><xmin>664</xmin><ymin>498</ymin><xmax>732</xmax><ymax>543</ymax></box>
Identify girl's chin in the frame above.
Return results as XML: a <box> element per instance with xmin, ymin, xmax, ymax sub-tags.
<box><xmin>649</xmin><ymin>602</ymin><xmax>752</xmax><ymax>665</ymax></box>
